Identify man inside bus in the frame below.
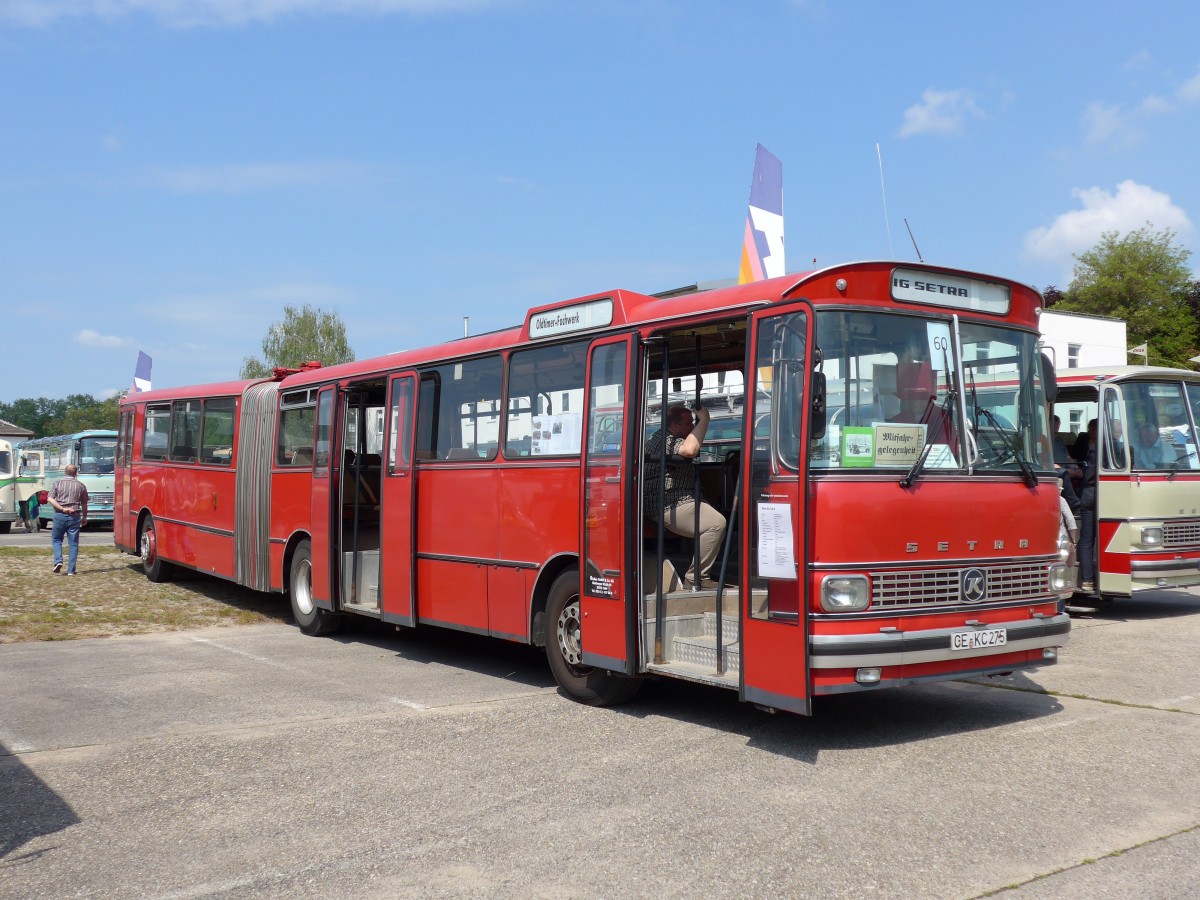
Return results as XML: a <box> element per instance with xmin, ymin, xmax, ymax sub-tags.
<box><xmin>1051</xmin><ymin>415</ymin><xmax>1082</xmax><ymax>514</ymax></box>
<box><xmin>1133</xmin><ymin>421</ymin><xmax>1174</xmax><ymax>468</ymax></box>
<box><xmin>48</xmin><ymin>462</ymin><xmax>89</xmax><ymax>575</ymax></box>
<box><xmin>644</xmin><ymin>404</ymin><xmax>727</xmax><ymax>590</ymax></box>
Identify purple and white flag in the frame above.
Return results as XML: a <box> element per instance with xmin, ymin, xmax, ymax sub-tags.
<box><xmin>738</xmin><ymin>144</ymin><xmax>785</xmax><ymax>283</ymax></box>
<box><xmin>132</xmin><ymin>351</ymin><xmax>152</xmax><ymax>393</ymax></box>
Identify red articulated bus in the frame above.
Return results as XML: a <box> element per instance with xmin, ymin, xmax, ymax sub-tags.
<box><xmin>115</xmin><ymin>261</ymin><xmax>1070</xmax><ymax>715</ymax></box>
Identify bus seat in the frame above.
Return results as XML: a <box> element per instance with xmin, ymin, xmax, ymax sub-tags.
<box><xmin>446</xmin><ymin>447</ymin><xmax>479</xmax><ymax>460</ymax></box>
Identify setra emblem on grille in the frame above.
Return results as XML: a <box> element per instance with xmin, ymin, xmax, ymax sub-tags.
<box><xmin>961</xmin><ymin>568</ymin><xmax>987</xmax><ymax>603</ymax></box>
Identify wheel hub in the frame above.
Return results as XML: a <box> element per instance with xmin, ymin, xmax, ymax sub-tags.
<box><xmin>556</xmin><ymin>599</ymin><xmax>583</xmax><ymax>666</ymax></box>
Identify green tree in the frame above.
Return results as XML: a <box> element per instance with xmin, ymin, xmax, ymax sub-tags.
<box><xmin>240</xmin><ymin>304</ymin><xmax>355</xmax><ymax>379</ymax></box>
<box><xmin>0</xmin><ymin>394</ymin><xmax>120</xmax><ymax>438</ymax></box>
<box><xmin>1049</xmin><ymin>225</ymin><xmax>1198</xmax><ymax>368</ymax></box>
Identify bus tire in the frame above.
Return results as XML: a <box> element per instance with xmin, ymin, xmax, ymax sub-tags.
<box><xmin>545</xmin><ymin>569</ymin><xmax>641</xmax><ymax>707</ymax></box>
<box><xmin>0</xmin><ymin>521</ymin><xmax>9</xmax><ymax>535</ymax></box>
<box><xmin>139</xmin><ymin>515</ymin><xmax>174</xmax><ymax>583</ymax></box>
<box><xmin>289</xmin><ymin>541</ymin><xmax>342</xmax><ymax>637</ymax></box>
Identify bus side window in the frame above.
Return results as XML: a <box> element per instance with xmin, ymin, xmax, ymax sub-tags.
<box><xmin>200</xmin><ymin>398</ymin><xmax>235</xmax><ymax>465</ymax></box>
<box><xmin>143</xmin><ymin>405</ymin><xmax>170</xmax><ymax>460</ymax></box>
<box><xmin>169</xmin><ymin>400</ymin><xmax>201</xmax><ymax>463</ymax></box>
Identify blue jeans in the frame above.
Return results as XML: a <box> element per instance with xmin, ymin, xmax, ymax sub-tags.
<box><xmin>52</xmin><ymin>512</ymin><xmax>82</xmax><ymax>574</ymax></box>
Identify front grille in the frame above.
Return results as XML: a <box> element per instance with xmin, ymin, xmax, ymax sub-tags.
<box><xmin>89</xmin><ymin>491</ymin><xmax>115</xmax><ymax>508</ymax></box>
<box><xmin>871</xmin><ymin>563</ymin><xmax>1049</xmax><ymax>609</ymax></box>
<box><xmin>1163</xmin><ymin>519</ymin><xmax>1200</xmax><ymax>550</ymax></box>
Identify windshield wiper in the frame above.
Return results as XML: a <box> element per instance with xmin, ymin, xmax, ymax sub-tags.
<box><xmin>966</xmin><ymin>368</ymin><xmax>1037</xmax><ymax>489</ymax></box>
<box><xmin>975</xmin><ymin>404</ymin><xmax>1038</xmax><ymax>489</ymax></box>
<box><xmin>900</xmin><ymin>391</ymin><xmax>956</xmax><ymax>488</ymax></box>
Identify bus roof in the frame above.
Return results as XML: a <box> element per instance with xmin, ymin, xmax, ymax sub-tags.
<box><xmin>1055</xmin><ymin>364</ymin><xmax>1200</xmax><ymax>386</ymax></box>
<box><xmin>19</xmin><ymin>429</ymin><xmax>119</xmax><ymax>446</ymax></box>
<box><xmin>121</xmin><ymin>378</ymin><xmax>270</xmax><ymax>406</ymax></box>
<box><xmin>124</xmin><ymin>260</ymin><xmax>1046</xmax><ymax>397</ymax></box>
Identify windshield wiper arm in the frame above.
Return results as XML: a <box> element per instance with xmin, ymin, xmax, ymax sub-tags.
<box><xmin>900</xmin><ymin>390</ymin><xmax>956</xmax><ymax>489</ymax></box>
<box><xmin>974</xmin><ymin>404</ymin><xmax>1038</xmax><ymax>489</ymax></box>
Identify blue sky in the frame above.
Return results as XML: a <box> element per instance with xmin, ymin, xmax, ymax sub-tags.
<box><xmin>3</xmin><ymin>0</ymin><xmax>1199</xmax><ymax>402</ymax></box>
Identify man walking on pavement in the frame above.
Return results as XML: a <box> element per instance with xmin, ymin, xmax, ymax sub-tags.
<box><xmin>48</xmin><ymin>463</ymin><xmax>89</xmax><ymax>575</ymax></box>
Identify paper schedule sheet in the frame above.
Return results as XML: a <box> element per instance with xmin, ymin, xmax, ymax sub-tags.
<box><xmin>756</xmin><ymin>502</ymin><xmax>797</xmax><ymax>579</ymax></box>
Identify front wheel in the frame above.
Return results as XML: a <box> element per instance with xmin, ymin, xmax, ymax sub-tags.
<box><xmin>289</xmin><ymin>540</ymin><xmax>342</xmax><ymax>637</ymax></box>
<box><xmin>545</xmin><ymin>569</ymin><xmax>641</xmax><ymax>706</ymax></box>
<box><xmin>140</xmin><ymin>515</ymin><xmax>174</xmax><ymax>583</ymax></box>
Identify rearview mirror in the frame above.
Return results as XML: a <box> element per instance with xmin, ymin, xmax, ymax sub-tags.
<box><xmin>1041</xmin><ymin>352</ymin><xmax>1058</xmax><ymax>404</ymax></box>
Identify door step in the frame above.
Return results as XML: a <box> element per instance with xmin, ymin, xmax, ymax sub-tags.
<box><xmin>643</xmin><ymin>612</ymin><xmax>741</xmax><ymax>684</ymax></box>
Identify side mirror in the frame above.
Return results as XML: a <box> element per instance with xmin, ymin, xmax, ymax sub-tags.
<box><xmin>810</xmin><ymin>370</ymin><xmax>828</xmax><ymax>440</ymax></box>
<box><xmin>1041</xmin><ymin>352</ymin><xmax>1058</xmax><ymax>404</ymax></box>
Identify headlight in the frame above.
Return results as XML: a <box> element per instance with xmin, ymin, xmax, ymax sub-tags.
<box><xmin>1049</xmin><ymin>564</ymin><xmax>1070</xmax><ymax>593</ymax></box>
<box><xmin>821</xmin><ymin>575</ymin><xmax>870</xmax><ymax>612</ymax></box>
<box><xmin>1057</xmin><ymin>524</ymin><xmax>1072</xmax><ymax>561</ymax></box>
<box><xmin>1141</xmin><ymin>526</ymin><xmax>1163</xmax><ymax>547</ymax></box>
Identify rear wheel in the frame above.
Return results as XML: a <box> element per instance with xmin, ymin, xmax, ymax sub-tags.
<box><xmin>545</xmin><ymin>569</ymin><xmax>641</xmax><ymax>706</ymax></box>
<box><xmin>289</xmin><ymin>540</ymin><xmax>342</xmax><ymax>636</ymax></box>
<box><xmin>139</xmin><ymin>515</ymin><xmax>174</xmax><ymax>583</ymax></box>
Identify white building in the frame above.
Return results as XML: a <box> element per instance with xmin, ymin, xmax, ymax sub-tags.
<box><xmin>1039</xmin><ymin>310</ymin><xmax>1129</xmax><ymax>370</ymax></box>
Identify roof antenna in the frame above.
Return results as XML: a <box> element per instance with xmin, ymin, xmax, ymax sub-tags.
<box><xmin>904</xmin><ymin>218</ymin><xmax>924</xmax><ymax>263</ymax></box>
<box><xmin>876</xmin><ymin>143</ymin><xmax>895</xmax><ymax>258</ymax></box>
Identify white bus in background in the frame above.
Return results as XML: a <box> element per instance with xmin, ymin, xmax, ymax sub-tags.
<box><xmin>16</xmin><ymin>430</ymin><xmax>118</xmax><ymax>528</ymax></box>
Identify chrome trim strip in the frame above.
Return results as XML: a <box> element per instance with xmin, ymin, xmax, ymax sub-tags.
<box><xmin>809</xmin><ymin>615</ymin><xmax>1070</xmax><ymax>669</ymax></box>
<box><xmin>813</xmin><ymin>658</ymin><xmax>1057</xmax><ymax>695</ymax></box>
<box><xmin>812</xmin><ymin>598</ymin><xmax>1058</xmax><ymax>621</ymax></box>
<box><xmin>152</xmin><ymin>515</ymin><xmax>234</xmax><ymax>538</ymax></box>
<box><xmin>811</xmin><ymin>555</ymin><xmax>1059</xmax><ymax>571</ymax></box>
<box><xmin>416</xmin><ymin>552</ymin><xmax>539</xmax><ymax>570</ymax></box>
<box><xmin>1130</xmin><ymin>559</ymin><xmax>1200</xmax><ymax>575</ymax></box>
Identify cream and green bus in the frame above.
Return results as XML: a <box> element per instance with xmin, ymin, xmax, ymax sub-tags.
<box><xmin>1054</xmin><ymin>366</ymin><xmax>1200</xmax><ymax>599</ymax></box>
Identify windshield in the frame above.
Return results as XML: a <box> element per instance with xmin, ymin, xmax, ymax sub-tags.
<box><xmin>960</xmin><ymin>322</ymin><xmax>1051</xmax><ymax>472</ymax></box>
<box><xmin>810</xmin><ymin>311</ymin><xmax>962</xmax><ymax>470</ymax></box>
<box><xmin>0</xmin><ymin>449</ymin><xmax>11</xmax><ymax>476</ymax></box>
<box><xmin>1122</xmin><ymin>380</ymin><xmax>1199</xmax><ymax>470</ymax></box>
<box><xmin>808</xmin><ymin>311</ymin><xmax>1049</xmax><ymax>473</ymax></box>
<box><xmin>78</xmin><ymin>437</ymin><xmax>117</xmax><ymax>475</ymax></box>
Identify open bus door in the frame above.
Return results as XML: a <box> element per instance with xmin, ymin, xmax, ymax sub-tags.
<box><xmin>1096</xmin><ymin>383</ymin><xmax>1132</xmax><ymax>594</ymax></box>
<box><xmin>381</xmin><ymin>373</ymin><xmax>417</xmax><ymax>626</ymax></box>
<box><xmin>309</xmin><ymin>385</ymin><xmax>337</xmax><ymax>608</ymax></box>
<box><xmin>116</xmin><ymin>409</ymin><xmax>134</xmax><ymax>548</ymax></box>
<box><xmin>580</xmin><ymin>336</ymin><xmax>636</xmax><ymax>673</ymax></box>
<box><xmin>740</xmin><ymin>303</ymin><xmax>814</xmax><ymax>715</ymax></box>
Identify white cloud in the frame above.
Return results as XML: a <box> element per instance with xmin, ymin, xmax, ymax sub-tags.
<box><xmin>76</xmin><ymin>329</ymin><xmax>132</xmax><ymax>348</ymax></box>
<box><xmin>1023</xmin><ymin>180</ymin><xmax>1193</xmax><ymax>276</ymax></box>
<box><xmin>143</xmin><ymin>161</ymin><xmax>374</xmax><ymax>194</ymax></box>
<box><xmin>1138</xmin><ymin>94</ymin><xmax>1172</xmax><ymax>116</ymax></box>
<box><xmin>1081</xmin><ymin>101</ymin><xmax>1132</xmax><ymax>145</ymax></box>
<box><xmin>0</xmin><ymin>0</ymin><xmax>506</xmax><ymax>28</ymax></box>
<box><xmin>1083</xmin><ymin>64</ymin><xmax>1200</xmax><ymax>148</ymax></box>
<box><xmin>1123</xmin><ymin>50</ymin><xmax>1152</xmax><ymax>71</ymax></box>
<box><xmin>102</xmin><ymin>132</ymin><xmax>122</xmax><ymax>151</ymax></box>
<box><xmin>898</xmin><ymin>88</ymin><xmax>983</xmax><ymax>138</ymax></box>
<box><xmin>497</xmin><ymin>175</ymin><xmax>536</xmax><ymax>191</ymax></box>
<box><xmin>1179</xmin><ymin>66</ymin><xmax>1200</xmax><ymax>105</ymax></box>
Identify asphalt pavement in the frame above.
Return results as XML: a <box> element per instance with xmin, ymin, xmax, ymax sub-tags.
<box><xmin>1</xmin><ymin>581</ymin><xmax>1198</xmax><ymax>898</ymax></box>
